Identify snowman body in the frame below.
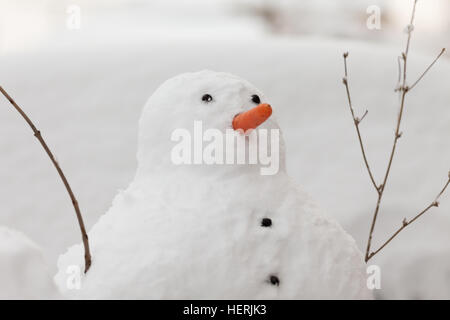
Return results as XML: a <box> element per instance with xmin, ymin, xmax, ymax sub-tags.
<box><xmin>56</xmin><ymin>71</ymin><xmax>370</xmax><ymax>299</ymax></box>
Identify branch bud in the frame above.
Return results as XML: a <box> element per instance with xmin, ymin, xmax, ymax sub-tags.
<box><xmin>404</xmin><ymin>24</ymin><xmax>414</xmax><ymax>34</ymax></box>
<box><xmin>402</xmin><ymin>218</ymin><xmax>408</xmax><ymax>227</ymax></box>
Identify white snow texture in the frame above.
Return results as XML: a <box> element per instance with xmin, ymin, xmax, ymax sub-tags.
<box><xmin>0</xmin><ymin>226</ymin><xmax>60</xmax><ymax>299</ymax></box>
<box><xmin>55</xmin><ymin>71</ymin><xmax>371</xmax><ymax>299</ymax></box>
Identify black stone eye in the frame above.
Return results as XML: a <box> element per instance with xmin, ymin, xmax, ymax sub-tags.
<box><xmin>269</xmin><ymin>275</ymin><xmax>280</xmax><ymax>286</ymax></box>
<box><xmin>251</xmin><ymin>94</ymin><xmax>260</xmax><ymax>104</ymax></box>
<box><xmin>202</xmin><ymin>94</ymin><xmax>213</xmax><ymax>103</ymax></box>
<box><xmin>261</xmin><ymin>218</ymin><xmax>272</xmax><ymax>227</ymax></box>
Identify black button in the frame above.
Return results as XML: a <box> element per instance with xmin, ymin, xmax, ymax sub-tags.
<box><xmin>261</xmin><ymin>218</ymin><xmax>272</xmax><ymax>227</ymax></box>
<box><xmin>269</xmin><ymin>275</ymin><xmax>280</xmax><ymax>286</ymax></box>
<box><xmin>202</xmin><ymin>94</ymin><xmax>213</xmax><ymax>103</ymax></box>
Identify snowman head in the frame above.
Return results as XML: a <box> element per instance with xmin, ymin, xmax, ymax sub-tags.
<box><xmin>136</xmin><ymin>70</ymin><xmax>285</xmax><ymax>178</ymax></box>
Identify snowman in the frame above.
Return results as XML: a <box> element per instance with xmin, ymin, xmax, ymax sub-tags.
<box><xmin>55</xmin><ymin>70</ymin><xmax>371</xmax><ymax>299</ymax></box>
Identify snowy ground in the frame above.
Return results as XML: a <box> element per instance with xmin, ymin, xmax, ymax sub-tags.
<box><xmin>0</xmin><ymin>36</ymin><xmax>449</xmax><ymax>299</ymax></box>
<box><xmin>0</xmin><ymin>226</ymin><xmax>59</xmax><ymax>299</ymax></box>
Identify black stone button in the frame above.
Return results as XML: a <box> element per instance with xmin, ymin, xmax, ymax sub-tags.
<box><xmin>269</xmin><ymin>275</ymin><xmax>280</xmax><ymax>286</ymax></box>
<box><xmin>261</xmin><ymin>218</ymin><xmax>272</xmax><ymax>227</ymax></box>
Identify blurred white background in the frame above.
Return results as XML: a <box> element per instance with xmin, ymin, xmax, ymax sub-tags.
<box><xmin>0</xmin><ymin>0</ymin><xmax>449</xmax><ymax>299</ymax></box>
<box><xmin>1</xmin><ymin>0</ymin><xmax>449</xmax><ymax>55</ymax></box>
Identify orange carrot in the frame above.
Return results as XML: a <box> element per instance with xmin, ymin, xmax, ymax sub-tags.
<box><xmin>232</xmin><ymin>103</ymin><xmax>272</xmax><ymax>132</ymax></box>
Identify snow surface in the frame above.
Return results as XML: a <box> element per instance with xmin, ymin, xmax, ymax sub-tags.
<box><xmin>55</xmin><ymin>71</ymin><xmax>371</xmax><ymax>299</ymax></box>
<box><xmin>1</xmin><ymin>37</ymin><xmax>449</xmax><ymax>299</ymax></box>
<box><xmin>0</xmin><ymin>226</ymin><xmax>60</xmax><ymax>299</ymax></box>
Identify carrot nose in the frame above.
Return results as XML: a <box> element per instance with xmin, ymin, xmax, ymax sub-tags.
<box><xmin>232</xmin><ymin>103</ymin><xmax>272</xmax><ymax>131</ymax></box>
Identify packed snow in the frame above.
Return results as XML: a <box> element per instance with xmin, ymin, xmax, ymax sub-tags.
<box><xmin>0</xmin><ymin>226</ymin><xmax>60</xmax><ymax>299</ymax></box>
<box><xmin>55</xmin><ymin>71</ymin><xmax>371</xmax><ymax>299</ymax></box>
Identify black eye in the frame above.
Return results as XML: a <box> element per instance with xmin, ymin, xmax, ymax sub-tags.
<box><xmin>251</xmin><ymin>94</ymin><xmax>260</xmax><ymax>104</ymax></box>
<box><xmin>202</xmin><ymin>94</ymin><xmax>213</xmax><ymax>103</ymax></box>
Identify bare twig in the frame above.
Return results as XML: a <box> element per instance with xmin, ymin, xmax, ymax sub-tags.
<box><xmin>356</xmin><ymin>110</ymin><xmax>369</xmax><ymax>125</ymax></box>
<box><xmin>0</xmin><ymin>86</ymin><xmax>92</xmax><ymax>273</ymax></box>
<box><xmin>367</xmin><ymin>177</ymin><xmax>450</xmax><ymax>260</ymax></box>
<box><xmin>395</xmin><ymin>56</ymin><xmax>403</xmax><ymax>91</ymax></box>
<box><xmin>342</xmin><ymin>0</ymin><xmax>449</xmax><ymax>263</ymax></box>
<box><xmin>342</xmin><ymin>53</ymin><xmax>378</xmax><ymax>191</ymax></box>
<box><xmin>401</xmin><ymin>0</ymin><xmax>417</xmax><ymax>84</ymax></box>
<box><xmin>365</xmin><ymin>0</ymin><xmax>416</xmax><ymax>262</ymax></box>
<box><xmin>409</xmin><ymin>48</ymin><xmax>446</xmax><ymax>91</ymax></box>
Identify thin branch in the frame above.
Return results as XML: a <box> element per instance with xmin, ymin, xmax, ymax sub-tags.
<box><xmin>343</xmin><ymin>0</ymin><xmax>448</xmax><ymax>263</ymax></box>
<box><xmin>357</xmin><ymin>110</ymin><xmax>369</xmax><ymax>125</ymax></box>
<box><xmin>367</xmin><ymin>177</ymin><xmax>450</xmax><ymax>260</ymax></box>
<box><xmin>342</xmin><ymin>53</ymin><xmax>379</xmax><ymax>192</ymax></box>
<box><xmin>409</xmin><ymin>48</ymin><xmax>446</xmax><ymax>91</ymax></box>
<box><xmin>395</xmin><ymin>56</ymin><xmax>403</xmax><ymax>92</ymax></box>
<box><xmin>363</xmin><ymin>0</ymin><xmax>418</xmax><ymax>262</ymax></box>
<box><xmin>402</xmin><ymin>0</ymin><xmax>417</xmax><ymax>84</ymax></box>
<box><xmin>0</xmin><ymin>86</ymin><xmax>92</xmax><ymax>273</ymax></box>
<box><xmin>381</xmin><ymin>0</ymin><xmax>418</xmax><ymax>191</ymax></box>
